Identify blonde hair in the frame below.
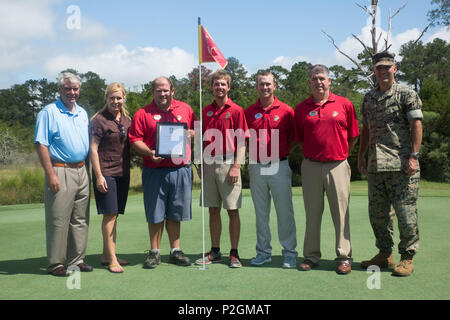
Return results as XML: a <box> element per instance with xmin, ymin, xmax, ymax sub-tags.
<box><xmin>92</xmin><ymin>82</ymin><xmax>129</xmax><ymax>120</ymax></box>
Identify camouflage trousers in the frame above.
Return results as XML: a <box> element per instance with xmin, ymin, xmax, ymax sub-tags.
<box><xmin>367</xmin><ymin>171</ymin><xmax>420</xmax><ymax>256</ymax></box>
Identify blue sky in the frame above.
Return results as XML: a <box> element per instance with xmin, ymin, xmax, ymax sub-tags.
<box><xmin>0</xmin><ymin>0</ymin><xmax>448</xmax><ymax>90</ymax></box>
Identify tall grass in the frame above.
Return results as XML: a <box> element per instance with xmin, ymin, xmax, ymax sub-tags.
<box><xmin>1</xmin><ymin>163</ymin><xmax>449</xmax><ymax>206</ymax></box>
<box><xmin>0</xmin><ymin>165</ymin><xmax>44</xmax><ymax>205</ymax></box>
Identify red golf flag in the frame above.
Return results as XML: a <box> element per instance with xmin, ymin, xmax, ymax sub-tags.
<box><xmin>198</xmin><ymin>25</ymin><xmax>228</xmax><ymax>69</ymax></box>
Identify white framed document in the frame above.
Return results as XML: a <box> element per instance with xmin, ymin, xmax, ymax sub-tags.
<box><xmin>155</xmin><ymin>122</ymin><xmax>188</xmax><ymax>158</ymax></box>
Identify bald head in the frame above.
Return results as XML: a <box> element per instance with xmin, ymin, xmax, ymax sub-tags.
<box><xmin>152</xmin><ymin>76</ymin><xmax>174</xmax><ymax>110</ymax></box>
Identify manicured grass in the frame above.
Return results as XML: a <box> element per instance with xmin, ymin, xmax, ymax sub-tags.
<box><xmin>0</xmin><ymin>184</ymin><xmax>449</xmax><ymax>300</ymax></box>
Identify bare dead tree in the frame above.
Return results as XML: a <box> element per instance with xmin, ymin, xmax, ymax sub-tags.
<box><xmin>355</xmin><ymin>0</ymin><xmax>380</xmax><ymax>54</ymax></box>
<box><xmin>385</xmin><ymin>2</ymin><xmax>408</xmax><ymax>50</ymax></box>
<box><xmin>0</xmin><ymin>128</ymin><xmax>23</xmax><ymax>165</ymax></box>
<box><xmin>322</xmin><ymin>0</ymin><xmax>431</xmax><ymax>87</ymax></box>
<box><xmin>322</xmin><ymin>29</ymin><xmax>375</xmax><ymax>87</ymax></box>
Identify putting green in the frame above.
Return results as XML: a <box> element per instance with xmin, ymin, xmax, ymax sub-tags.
<box><xmin>0</xmin><ymin>186</ymin><xmax>449</xmax><ymax>300</ymax></box>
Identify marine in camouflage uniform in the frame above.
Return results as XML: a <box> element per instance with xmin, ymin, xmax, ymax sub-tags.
<box><xmin>358</xmin><ymin>52</ymin><xmax>423</xmax><ymax>276</ymax></box>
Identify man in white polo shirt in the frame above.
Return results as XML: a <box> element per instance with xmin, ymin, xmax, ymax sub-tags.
<box><xmin>34</xmin><ymin>72</ymin><xmax>92</xmax><ymax>277</ymax></box>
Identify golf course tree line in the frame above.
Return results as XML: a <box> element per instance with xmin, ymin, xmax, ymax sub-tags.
<box><xmin>0</xmin><ymin>39</ymin><xmax>448</xmax><ymax>186</ymax></box>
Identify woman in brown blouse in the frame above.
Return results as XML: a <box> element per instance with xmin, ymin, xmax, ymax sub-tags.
<box><xmin>90</xmin><ymin>82</ymin><xmax>131</xmax><ymax>273</ymax></box>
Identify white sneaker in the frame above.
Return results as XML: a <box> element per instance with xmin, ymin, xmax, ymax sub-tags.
<box><xmin>282</xmin><ymin>256</ymin><xmax>296</xmax><ymax>269</ymax></box>
<box><xmin>250</xmin><ymin>254</ymin><xmax>271</xmax><ymax>266</ymax></box>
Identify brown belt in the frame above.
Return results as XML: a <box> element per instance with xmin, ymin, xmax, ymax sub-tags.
<box><xmin>52</xmin><ymin>161</ymin><xmax>85</xmax><ymax>168</ymax></box>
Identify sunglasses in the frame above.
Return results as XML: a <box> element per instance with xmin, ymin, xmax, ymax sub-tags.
<box><xmin>118</xmin><ymin>124</ymin><xmax>125</xmax><ymax>138</ymax></box>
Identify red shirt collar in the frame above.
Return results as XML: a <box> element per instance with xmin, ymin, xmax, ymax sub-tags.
<box><xmin>306</xmin><ymin>91</ymin><xmax>336</xmax><ymax>106</ymax></box>
<box><xmin>210</xmin><ymin>98</ymin><xmax>234</xmax><ymax>110</ymax></box>
<box><xmin>255</xmin><ymin>96</ymin><xmax>282</xmax><ymax>111</ymax></box>
<box><xmin>148</xmin><ymin>99</ymin><xmax>180</xmax><ymax>112</ymax></box>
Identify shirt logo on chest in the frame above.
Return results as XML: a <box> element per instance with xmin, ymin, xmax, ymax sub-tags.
<box><xmin>255</xmin><ymin>113</ymin><xmax>263</xmax><ymax>119</ymax></box>
<box><xmin>309</xmin><ymin>111</ymin><xmax>318</xmax><ymax>117</ymax></box>
<box><xmin>274</xmin><ymin>115</ymin><xmax>280</xmax><ymax>122</ymax></box>
<box><xmin>154</xmin><ymin>115</ymin><xmax>162</xmax><ymax>121</ymax></box>
<box><xmin>225</xmin><ymin>112</ymin><xmax>231</xmax><ymax>119</ymax></box>
<box><xmin>332</xmin><ymin>111</ymin><xmax>339</xmax><ymax>117</ymax></box>
<box><xmin>177</xmin><ymin>115</ymin><xmax>182</xmax><ymax>121</ymax></box>
<box><xmin>207</xmin><ymin>111</ymin><xmax>214</xmax><ymax>117</ymax></box>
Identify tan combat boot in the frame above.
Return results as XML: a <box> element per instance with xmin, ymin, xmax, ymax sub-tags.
<box><xmin>361</xmin><ymin>251</ymin><xmax>395</xmax><ymax>269</ymax></box>
<box><xmin>392</xmin><ymin>254</ymin><xmax>414</xmax><ymax>277</ymax></box>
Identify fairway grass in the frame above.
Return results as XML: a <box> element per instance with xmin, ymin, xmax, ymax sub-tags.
<box><xmin>0</xmin><ymin>185</ymin><xmax>449</xmax><ymax>300</ymax></box>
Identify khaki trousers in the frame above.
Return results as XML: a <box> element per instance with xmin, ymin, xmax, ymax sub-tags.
<box><xmin>201</xmin><ymin>160</ymin><xmax>242</xmax><ymax>210</ymax></box>
<box><xmin>301</xmin><ymin>159</ymin><xmax>352</xmax><ymax>264</ymax></box>
<box><xmin>44</xmin><ymin>165</ymin><xmax>90</xmax><ymax>271</ymax></box>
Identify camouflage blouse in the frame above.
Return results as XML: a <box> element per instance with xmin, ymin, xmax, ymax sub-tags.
<box><xmin>361</xmin><ymin>83</ymin><xmax>423</xmax><ymax>173</ymax></box>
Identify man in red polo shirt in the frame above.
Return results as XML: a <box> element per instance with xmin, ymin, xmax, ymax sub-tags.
<box><xmin>195</xmin><ymin>70</ymin><xmax>248</xmax><ymax>268</ymax></box>
<box><xmin>129</xmin><ymin>76</ymin><xmax>197</xmax><ymax>269</ymax></box>
<box><xmin>245</xmin><ymin>71</ymin><xmax>298</xmax><ymax>269</ymax></box>
<box><xmin>295</xmin><ymin>64</ymin><xmax>359</xmax><ymax>275</ymax></box>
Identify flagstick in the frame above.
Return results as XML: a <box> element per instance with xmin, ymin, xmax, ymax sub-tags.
<box><xmin>198</xmin><ymin>17</ymin><xmax>207</xmax><ymax>271</ymax></box>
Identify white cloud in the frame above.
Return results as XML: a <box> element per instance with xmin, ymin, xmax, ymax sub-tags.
<box><xmin>0</xmin><ymin>44</ymin><xmax>37</xmax><ymax>71</ymax></box>
<box><xmin>0</xmin><ymin>0</ymin><xmax>57</xmax><ymax>72</ymax></box>
<box><xmin>266</xmin><ymin>18</ymin><xmax>448</xmax><ymax>72</ymax></box>
<box><xmin>334</xmin><ymin>17</ymin><xmax>450</xmax><ymax>68</ymax></box>
<box><xmin>0</xmin><ymin>1</ymin><xmax>196</xmax><ymax>89</ymax></box>
<box><xmin>425</xmin><ymin>27</ymin><xmax>450</xmax><ymax>43</ymax></box>
<box><xmin>61</xmin><ymin>16</ymin><xmax>116</xmax><ymax>42</ymax></box>
<box><xmin>272</xmin><ymin>55</ymin><xmax>309</xmax><ymax>70</ymax></box>
<box><xmin>0</xmin><ymin>0</ymin><xmax>56</xmax><ymax>40</ymax></box>
<box><xmin>245</xmin><ymin>55</ymin><xmax>311</xmax><ymax>76</ymax></box>
<box><xmin>0</xmin><ymin>0</ymin><xmax>121</xmax><ymax>75</ymax></box>
<box><xmin>44</xmin><ymin>45</ymin><xmax>197</xmax><ymax>89</ymax></box>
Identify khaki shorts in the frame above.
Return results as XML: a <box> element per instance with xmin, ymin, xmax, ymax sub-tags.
<box><xmin>200</xmin><ymin>161</ymin><xmax>242</xmax><ymax>210</ymax></box>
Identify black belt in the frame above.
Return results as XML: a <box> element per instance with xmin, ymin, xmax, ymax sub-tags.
<box><xmin>257</xmin><ymin>156</ymin><xmax>287</xmax><ymax>164</ymax></box>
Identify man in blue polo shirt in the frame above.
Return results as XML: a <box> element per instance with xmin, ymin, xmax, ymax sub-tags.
<box><xmin>34</xmin><ymin>72</ymin><xmax>92</xmax><ymax>277</ymax></box>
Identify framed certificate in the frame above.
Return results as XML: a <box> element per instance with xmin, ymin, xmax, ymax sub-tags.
<box><xmin>155</xmin><ymin>122</ymin><xmax>188</xmax><ymax>158</ymax></box>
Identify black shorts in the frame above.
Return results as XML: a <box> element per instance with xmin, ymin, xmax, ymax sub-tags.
<box><xmin>93</xmin><ymin>175</ymin><xmax>130</xmax><ymax>215</ymax></box>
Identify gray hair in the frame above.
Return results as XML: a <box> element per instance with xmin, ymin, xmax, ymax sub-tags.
<box><xmin>58</xmin><ymin>72</ymin><xmax>81</xmax><ymax>87</ymax></box>
<box><xmin>308</xmin><ymin>65</ymin><xmax>330</xmax><ymax>79</ymax></box>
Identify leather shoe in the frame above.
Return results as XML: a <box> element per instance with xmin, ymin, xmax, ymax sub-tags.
<box><xmin>50</xmin><ymin>266</ymin><xmax>69</xmax><ymax>277</ymax></box>
<box><xmin>336</xmin><ymin>262</ymin><xmax>351</xmax><ymax>275</ymax></box>
<box><xmin>298</xmin><ymin>260</ymin><xmax>318</xmax><ymax>271</ymax></box>
<box><xmin>77</xmin><ymin>262</ymin><xmax>94</xmax><ymax>272</ymax></box>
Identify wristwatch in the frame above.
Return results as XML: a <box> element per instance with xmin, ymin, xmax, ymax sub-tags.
<box><xmin>410</xmin><ymin>152</ymin><xmax>419</xmax><ymax>159</ymax></box>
